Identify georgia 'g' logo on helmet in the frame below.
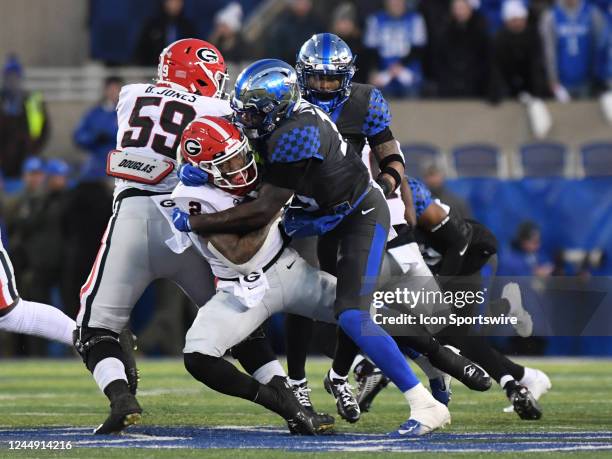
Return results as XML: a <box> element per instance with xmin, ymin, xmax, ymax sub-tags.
<box><xmin>157</xmin><ymin>39</ymin><xmax>228</xmax><ymax>98</ymax></box>
<box><xmin>180</xmin><ymin>116</ymin><xmax>259</xmax><ymax>197</ymax></box>
<box><xmin>196</xmin><ymin>48</ymin><xmax>219</xmax><ymax>63</ymax></box>
<box><xmin>183</xmin><ymin>139</ymin><xmax>202</xmax><ymax>156</ymax></box>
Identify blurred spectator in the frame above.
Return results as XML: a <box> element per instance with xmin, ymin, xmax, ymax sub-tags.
<box><xmin>364</xmin><ymin>0</ymin><xmax>427</xmax><ymax>98</ymax></box>
<box><xmin>4</xmin><ymin>158</ymin><xmax>48</xmax><ymax>295</ymax></box>
<box><xmin>598</xmin><ymin>2</ymin><xmax>612</xmax><ymax>88</ymax></box>
<box><xmin>498</xmin><ymin>221</ymin><xmax>554</xmax><ymax>277</ymax></box>
<box><xmin>330</xmin><ymin>3</ymin><xmax>378</xmax><ymax>83</ymax></box>
<box><xmin>490</xmin><ymin>0</ymin><xmax>549</xmax><ymax>101</ymax></box>
<box><xmin>73</xmin><ymin>76</ymin><xmax>122</xmax><ymax>179</ymax></box>
<box><xmin>419</xmin><ymin>0</ymin><xmax>452</xmax><ymax>90</ymax></box>
<box><xmin>265</xmin><ymin>0</ymin><xmax>323</xmax><ymax>64</ymax></box>
<box><xmin>60</xmin><ymin>162</ymin><xmax>113</xmax><ymax>316</ymax></box>
<box><xmin>133</xmin><ymin>0</ymin><xmax>197</xmax><ymax>66</ymax></box>
<box><xmin>540</xmin><ymin>0</ymin><xmax>605</xmax><ymax>100</ymax></box>
<box><xmin>433</xmin><ymin>0</ymin><xmax>492</xmax><ymax>98</ymax></box>
<box><xmin>209</xmin><ymin>2</ymin><xmax>250</xmax><ymax>62</ymax></box>
<box><xmin>422</xmin><ymin>164</ymin><xmax>472</xmax><ymax>219</ymax></box>
<box><xmin>23</xmin><ymin>159</ymin><xmax>70</xmax><ymax>305</ymax></box>
<box><xmin>0</xmin><ymin>55</ymin><xmax>50</xmax><ymax>178</ymax></box>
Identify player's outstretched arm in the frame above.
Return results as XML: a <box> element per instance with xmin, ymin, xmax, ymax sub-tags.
<box><xmin>188</xmin><ymin>183</ymin><xmax>293</xmax><ymax>236</ymax></box>
<box><xmin>207</xmin><ymin>217</ymin><xmax>278</xmax><ymax>265</ymax></box>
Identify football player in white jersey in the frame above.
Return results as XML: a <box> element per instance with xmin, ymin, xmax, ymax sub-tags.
<box><xmin>74</xmin><ymin>39</ymin><xmax>283</xmax><ymax>434</ymax></box>
<box><xmin>160</xmin><ymin>116</ymin><xmax>338</xmax><ymax>435</ymax></box>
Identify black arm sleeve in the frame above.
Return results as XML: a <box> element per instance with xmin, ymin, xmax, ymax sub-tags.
<box><xmin>366</xmin><ymin>126</ymin><xmax>395</xmax><ymax>148</ymax></box>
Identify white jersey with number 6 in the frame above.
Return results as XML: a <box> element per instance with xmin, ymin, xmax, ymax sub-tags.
<box><xmin>114</xmin><ymin>83</ymin><xmax>231</xmax><ymax>197</ymax></box>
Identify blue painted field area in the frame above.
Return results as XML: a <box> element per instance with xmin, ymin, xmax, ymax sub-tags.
<box><xmin>1</xmin><ymin>426</ymin><xmax>612</xmax><ymax>453</ymax></box>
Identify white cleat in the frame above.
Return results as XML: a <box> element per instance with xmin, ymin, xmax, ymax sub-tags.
<box><xmin>392</xmin><ymin>401</ymin><xmax>451</xmax><ymax>437</ymax></box>
<box><xmin>503</xmin><ymin>368</ymin><xmax>551</xmax><ymax>413</ymax></box>
<box><xmin>502</xmin><ymin>282</ymin><xmax>533</xmax><ymax>338</ymax></box>
<box><xmin>522</xmin><ymin>368</ymin><xmax>552</xmax><ymax>400</ymax></box>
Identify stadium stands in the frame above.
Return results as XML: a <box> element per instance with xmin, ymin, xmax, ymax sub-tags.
<box><xmin>580</xmin><ymin>142</ymin><xmax>612</xmax><ymax>177</ymax></box>
<box><xmin>452</xmin><ymin>143</ymin><xmax>502</xmax><ymax>178</ymax></box>
<box><xmin>400</xmin><ymin>143</ymin><xmax>441</xmax><ymax>177</ymax></box>
<box><xmin>518</xmin><ymin>141</ymin><xmax>569</xmax><ymax>177</ymax></box>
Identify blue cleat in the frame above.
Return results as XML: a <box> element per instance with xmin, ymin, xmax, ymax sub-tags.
<box><xmin>389</xmin><ymin>402</ymin><xmax>451</xmax><ymax>437</ymax></box>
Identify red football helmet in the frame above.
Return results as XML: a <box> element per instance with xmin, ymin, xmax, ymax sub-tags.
<box><xmin>157</xmin><ymin>38</ymin><xmax>228</xmax><ymax>98</ymax></box>
<box><xmin>180</xmin><ymin>116</ymin><xmax>258</xmax><ymax>195</ymax></box>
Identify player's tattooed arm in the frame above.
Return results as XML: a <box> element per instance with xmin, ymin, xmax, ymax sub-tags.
<box><xmin>188</xmin><ymin>183</ymin><xmax>293</xmax><ymax>236</ymax></box>
<box><xmin>399</xmin><ymin>177</ymin><xmax>417</xmax><ymax>227</ymax></box>
<box><xmin>371</xmin><ymin>140</ymin><xmax>416</xmax><ymax>226</ymax></box>
<box><xmin>207</xmin><ymin>216</ymin><xmax>279</xmax><ymax>265</ymax></box>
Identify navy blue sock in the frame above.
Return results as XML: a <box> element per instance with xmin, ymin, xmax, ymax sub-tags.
<box><xmin>338</xmin><ymin>309</ymin><xmax>420</xmax><ymax>392</ymax></box>
<box><xmin>402</xmin><ymin>346</ymin><xmax>421</xmax><ymax>360</ymax></box>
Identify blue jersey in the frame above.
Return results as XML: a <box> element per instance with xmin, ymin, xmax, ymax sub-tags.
<box><xmin>330</xmin><ymin>83</ymin><xmax>392</xmax><ymax>155</ymax></box>
<box><xmin>553</xmin><ymin>2</ymin><xmax>598</xmax><ymax>88</ymax></box>
<box><xmin>364</xmin><ymin>10</ymin><xmax>427</xmax><ymax>70</ymax></box>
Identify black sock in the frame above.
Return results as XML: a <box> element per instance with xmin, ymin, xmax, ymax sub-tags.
<box><xmin>104</xmin><ymin>380</ymin><xmax>131</xmax><ymax>402</ymax></box>
<box><xmin>232</xmin><ymin>325</ymin><xmax>278</xmax><ymax>376</ymax></box>
<box><xmin>331</xmin><ymin>328</ymin><xmax>360</xmax><ymax>377</ymax></box>
<box><xmin>285</xmin><ymin>314</ymin><xmax>314</xmax><ymax>381</ymax></box>
<box><xmin>492</xmin><ymin>348</ymin><xmax>526</xmax><ymax>381</ymax></box>
<box><xmin>394</xmin><ymin>331</ymin><xmax>441</xmax><ymax>355</ymax></box>
<box><xmin>184</xmin><ymin>353</ymin><xmax>260</xmax><ymax>401</ymax></box>
<box><xmin>312</xmin><ymin>322</ymin><xmax>337</xmax><ymax>359</ymax></box>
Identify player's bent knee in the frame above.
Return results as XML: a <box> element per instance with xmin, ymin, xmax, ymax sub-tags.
<box><xmin>184</xmin><ymin>352</ymin><xmax>221</xmax><ymax>385</ymax></box>
<box><xmin>74</xmin><ymin>326</ymin><xmax>125</xmax><ymax>372</ymax></box>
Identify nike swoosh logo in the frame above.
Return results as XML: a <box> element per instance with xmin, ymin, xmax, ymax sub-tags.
<box><xmin>459</xmin><ymin>242</ymin><xmax>469</xmax><ymax>256</ymax></box>
<box><xmin>287</xmin><ymin>260</ymin><xmax>296</xmax><ymax>269</ymax></box>
<box><xmin>361</xmin><ymin>208</ymin><xmax>375</xmax><ymax>215</ymax></box>
<box><xmin>247</xmin><ymin>285</ymin><xmax>259</xmax><ymax>290</ymax></box>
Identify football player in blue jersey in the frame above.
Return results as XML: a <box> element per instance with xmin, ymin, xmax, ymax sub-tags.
<box><xmin>288</xmin><ymin>33</ymin><xmax>416</xmax><ymax>419</ymax></box>
<box><xmin>173</xmin><ymin>58</ymin><xmax>451</xmax><ymax>436</ymax></box>
<box><xmin>354</xmin><ymin>177</ymin><xmax>551</xmax><ymax>420</ymax></box>
<box><xmin>285</xmin><ymin>34</ymin><xmax>493</xmax><ymax>422</ymax></box>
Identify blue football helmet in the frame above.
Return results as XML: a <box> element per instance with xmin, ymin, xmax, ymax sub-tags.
<box><xmin>296</xmin><ymin>33</ymin><xmax>356</xmax><ymax>113</ymax></box>
<box><xmin>231</xmin><ymin>59</ymin><xmax>301</xmax><ymax>139</ymax></box>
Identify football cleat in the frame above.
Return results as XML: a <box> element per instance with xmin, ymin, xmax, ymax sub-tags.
<box><xmin>505</xmin><ymin>380</ymin><xmax>542</xmax><ymax>420</ymax></box>
<box><xmin>431</xmin><ymin>345</ymin><xmax>492</xmax><ymax>392</ymax></box>
<box><xmin>390</xmin><ymin>400</ymin><xmax>451</xmax><ymax>437</ymax></box>
<box><xmin>118</xmin><ymin>329</ymin><xmax>139</xmax><ymax>395</ymax></box>
<box><xmin>354</xmin><ymin>359</ymin><xmax>390</xmax><ymax>412</ymax></box>
<box><xmin>94</xmin><ymin>393</ymin><xmax>142</xmax><ymax>435</ymax></box>
<box><xmin>324</xmin><ymin>371</ymin><xmax>361</xmax><ymax>423</ymax></box>
<box><xmin>289</xmin><ymin>380</ymin><xmax>335</xmax><ymax>435</ymax></box>
<box><xmin>429</xmin><ymin>373</ymin><xmax>452</xmax><ymax>406</ymax></box>
<box><xmin>502</xmin><ymin>282</ymin><xmax>533</xmax><ymax>338</ymax></box>
<box><xmin>263</xmin><ymin>376</ymin><xmax>320</xmax><ymax>435</ymax></box>
<box><xmin>504</xmin><ymin>368</ymin><xmax>551</xmax><ymax>413</ymax></box>
<box><xmin>522</xmin><ymin>368</ymin><xmax>552</xmax><ymax>400</ymax></box>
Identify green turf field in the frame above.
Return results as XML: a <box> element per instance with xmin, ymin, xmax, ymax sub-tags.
<box><xmin>0</xmin><ymin>357</ymin><xmax>611</xmax><ymax>458</ymax></box>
